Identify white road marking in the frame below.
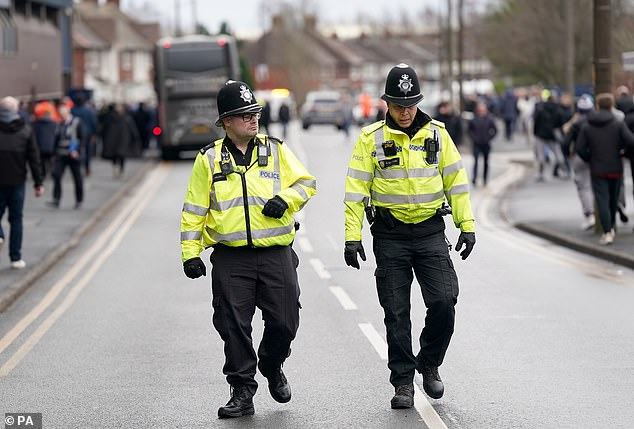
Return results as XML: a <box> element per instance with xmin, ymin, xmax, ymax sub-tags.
<box><xmin>0</xmin><ymin>164</ymin><xmax>169</xmax><ymax>358</ymax></box>
<box><xmin>0</xmin><ymin>165</ymin><xmax>170</xmax><ymax>378</ymax></box>
<box><xmin>297</xmin><ymin>237</ymin><xmax>313</xmax><ymax>253</ymax></box>
<box><xmin>358</xmin><ymin>322</ymin><xmax>449</xmax><ymax>429</ymax></box>
<box><xmin>358</xmin><ymin>323</ymin><xmax>388</xmax><ymax>360</ymax></box>
<box><xmin>329</xmin><ymin>286</ymin><xmax>357</xmax><ymax>310</ymax></box>
<box><xmin>309</xmin><ymin>258</ymin><xmax>331</xmax><ymax>279</ymax></box>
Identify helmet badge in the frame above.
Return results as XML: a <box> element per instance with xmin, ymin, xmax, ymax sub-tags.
<box><xmin>398</xmin><ymin>74</ymin><xmax>412</xmax><ymax>95</ymax></box>
<box><xmin>239</xmin><ymin>85</ymin><xmax>253</xmax><ymax>103</ymax></box>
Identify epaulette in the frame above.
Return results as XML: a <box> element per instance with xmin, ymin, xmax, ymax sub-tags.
<box><xmin>362</xmin><ymin>120</ymin><xmax>385</xmax><ymax>135</ymax></box>
<box><xmin>267</xmin><ymin>135</ymin><xmax>283</xmax><ymax>145</ymax></box>
<box><xmin>430</xmin><ymin>119</ymin><xmax>446</xmax><ymax>129</ymax></box>
<box><xmin>199</xmin><ymin>139</ymin><xmax>221</xmax><ymax>154</ymax></box>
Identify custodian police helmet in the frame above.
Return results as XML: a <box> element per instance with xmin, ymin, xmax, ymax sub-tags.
<box><xmin>215</xmin><ymin>80</ymin><xmax>262</xmax><ymax>127</ymax></box>
<box><xmin>381</xmin><ymin>63</ymin><xmax>424</xmax><ymax>107</ymax></box>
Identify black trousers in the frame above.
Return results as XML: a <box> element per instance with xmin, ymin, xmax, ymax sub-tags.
<box><xmin>591</xmin><ymin>176</ymin><xmax>621</xmax><ymax>233</ymax></box>
<box><xmin>52</xmin><ymin>155</ymin><xmax>83</xmax><ymax>204</ymax></box>
<box><xmin>210</xmin><ymin>245</ymin><xmax>300</xmax><ymax>393</ymax></box>
<box><xmin>372</xmin><ymin>231</ymin><xmax>459</xmax><ymax>387</ymax></box>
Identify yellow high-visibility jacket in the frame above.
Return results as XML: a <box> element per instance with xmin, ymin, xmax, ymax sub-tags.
<box><xmin>344</xmin><ymin>119</ymin><xmax>475</xmax><ymax>241</ymax></box>
<box><xmin>181</xmin><ymin>134</ymin><xmax>316</xmax><ymax>262</ymax></box>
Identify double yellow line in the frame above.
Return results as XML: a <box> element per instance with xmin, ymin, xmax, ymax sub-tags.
<box><xmin>0</xmin><ymin>164</ymin><xmax>170</xmax><ymax>378</ymax></box>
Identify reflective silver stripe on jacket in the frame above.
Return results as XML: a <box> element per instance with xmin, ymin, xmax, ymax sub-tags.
<box><xmin>344</xmin><ymin>192</ymin><xmax>369</xmax><ymax>203</ymax></box>
<box><xmin>371</xmin><ymin>190</ymin><xmax>444</xmax><ymax>205</ymax></box>
<box><xmin>446</xmin><ymin>183</ymin><xmax>470</xmax><ymax>196</ymax></box>
<box><xmin>442</xmin><ymin>159</ymin><xmax>463</xmax><ymax>176</ymax></box>
<box><xmin>373</xmin><ymin>127</ymin><xmax>386</xmax><ymax>161</ymax></box>
<box><xmin>296</xmin><ymin>178</ymin><xmax>317</xmax><ymax>190</ymax></box>
<box><xmin>182</xmin><ymin>202</ymin><xmax>208</xmax><ymax>216</ymax></box>
<box><xmin>375</xmin><ymin>167</ymin><xmax>439</xmax><ymax>179</ymax></box>
<box><xmin>212</xmin><ymin>195</ymin><xmax>269</xmax><ymax>212</ymax></box>
<box><xmin>270</xmin><ymin>140</ymin><xmax>281</xmax><ymax>195</ymax></box>
<box><xmin>206</xmin><ymin>223</ymin><xmax>294</xmax><ymax>243</ymax></box>
<box><xmin>206</xmin><ymin>146</ymin><xmax>216</xmax><ymax>175</ymax></box>
<box><xmin>347</xmin><ymin>168</ymin><xmax>373</xmax><ymax>182</ymax></box>
<box><xmin>180</xmin><ymin>231</ymin><xmax>202</xmax><ymax>241</ymax></box>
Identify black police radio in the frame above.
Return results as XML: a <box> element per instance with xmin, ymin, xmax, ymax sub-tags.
<box><xmin>424</xmin><ymin>129</ymin><xmax>439</xmax><ymax>164</ymax></box>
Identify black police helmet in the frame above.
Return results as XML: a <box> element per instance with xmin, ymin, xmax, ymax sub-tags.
<box><xmin>215</xmin><ymin>80</ymin><xmax>262</xmax><ymax>127</ymax></box>
<box><xmin>380</xmin><ymin>63</ymin><xmax>424</xmax><ymax>107</ymax></box>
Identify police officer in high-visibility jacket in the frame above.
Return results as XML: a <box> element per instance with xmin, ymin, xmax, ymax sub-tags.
<box><xmin>180</xmin><ymin>80</ymin><xmax>316</xmax><ymax>419</ymax></box>
<box><xmin>343</xmin><ymin>64</ymin><xmax>476</xmax><ymax>408</ymax></box>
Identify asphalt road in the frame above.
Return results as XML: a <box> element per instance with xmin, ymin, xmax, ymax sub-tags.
<box><xmin>1</xmin><ymin>121</ymin><xmax>633</xmax><ymax>428</ymax></box>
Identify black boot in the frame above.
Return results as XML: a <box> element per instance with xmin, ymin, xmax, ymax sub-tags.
<box><xmin>218</xmin><ymin>385</ymin><xmax>255</xmax><ymax>418</ymax></box>
<box><xmin>390</xmin><ymin>384</ymin><xmax>414</xmax><ymax>409</ymax></box>
<box><xmin>258</xmin><ymin>361</ymin><xmax>291</xmax><ymax>403</ymax></box>
<box><xmin>419</xmin><ymin>360</ymin><xmax>444</xmax><ymax>399</ymax></box>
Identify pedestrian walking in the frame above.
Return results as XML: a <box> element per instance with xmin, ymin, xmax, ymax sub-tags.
<box><xmin>499</xmin><ymin>88</ymin><xmax>519</xmax><ymax>141</ymax></box>
<box><xmin>562</xmin><ymin>94</ymin><xmax>595</xmax><ymax>230</ymax></box>
<box><xmin>468</xmin><ymin>101</ymin><xmax>497</xmax><ymax>186</ymax></box>
<box><xmin>71</xmin><ymin>93</ymin><xmax>97</xmax><ymax>176</ymax></box>
<box><xmin>435</xmin><ymin>101</ymin><xmax>463</xmax><ymax>146</ymax></box>
<box><xmin>132</xmin><ymin>102</ymin><xmax>151</xmax><ymax>151</ymax></box>
<box><xmin>48</xmin><ymin>104</ymin><xmax>83</xmax><ymax>209</ymax></box>
<box><xmin>32</xmin><ymin>104</ymin><xmax>58</xmax><ymax>179</ymax></box>
<box><xmin>100</xmin><ymin>104</ymin><xmax>141</xmax><ymax>178</ymax></box>
<box><xmin>576</xmin><ymin>93</ymin><xmax>634</xmax><ymax>245</ymax></box>
<box><xmin>343</xmin><ymin>64</ymin><xmax>476</xmax><ymax>408</ymax></box>
<box><xmin>516</xmin><ymin>88</ymin><xmax>538</xmax><ymax>146</ymax></box>
<box><xmin>533</xmin><ymin>92</ymin><xmax>565</xmax><ymax>181</ymax></box>
<box><xmin>0</xmin><ymin>96</ymin><xmax>44</xmax><ymax>269</ymax></box>
<box><xmin>623</xmin><ymin>102</ymin><xmax>634</xmax><ymax>231</ymax></box>
<box><xmin>179</xmin><ymin>80</ymin><xmax>316</xmax><ymax>418</ymax></box>
<box><xmin>278</xmin><ymin>101</ymin><xmax>290</xmax><ymax>139</ymax></box>
<box><xmin>259</xmin><ymin>101</ymin><xmax>271</xmax><ymax>135</ymax></box>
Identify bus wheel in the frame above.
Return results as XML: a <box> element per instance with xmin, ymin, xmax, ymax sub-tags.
<box><xmin>161</xmin><ymin>146</ymin><xmax>178</xmax><ymax>160</ymax></box>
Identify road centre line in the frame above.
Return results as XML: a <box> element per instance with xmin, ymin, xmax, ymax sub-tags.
<box><xmin>309</xmin><ymin>258</ymin><xmax>331</xmax><ymax>279</ymax></box>
<box><xmin>358</xmin><ymin>322</ymin><xmax>448</xmax><ymax>429</ymax></box>
<box><xmin>328</xmin><ymin>286</ymin><xmax>357</xmax><ymax>310</ymax></box>
<box><xmin>0</xmin><ymin>165</ymin><xmax>169</xmax><ymax>377</ymax></box>
<box><xmin>0</xmin><ymin>165</ymin><xmax>168</xmax><ymax>358</ymax></box>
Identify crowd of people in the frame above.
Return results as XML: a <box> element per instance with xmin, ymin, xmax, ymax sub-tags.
<box><xmin>0</xmin><ymin>94</ymin><xmax>155</xmax><ymax>269</ymax></box>
<box><xmin>447</xmin><ymin>85</ymin><xmax>634</xmax><ymax>246</ymax></box>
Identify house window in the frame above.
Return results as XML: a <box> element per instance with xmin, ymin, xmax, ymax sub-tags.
<box><xmin>0</xmin><ymin>9</ymin><xmax>17</xmax><ymax>56</ymax></box>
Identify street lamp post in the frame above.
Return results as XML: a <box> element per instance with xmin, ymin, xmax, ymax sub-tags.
<box><xmin>593</xmin><ymin>0</ymin><xmax>612</xmax><ymax>94</ymax></box>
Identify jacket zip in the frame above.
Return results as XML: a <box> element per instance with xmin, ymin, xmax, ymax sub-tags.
<box><xmin>239</xmin><ymin>171</ymin><xmax>253</xmax><ymax>246</ymax></box>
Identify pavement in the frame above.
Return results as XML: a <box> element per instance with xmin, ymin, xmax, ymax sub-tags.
<box><xmin>1</xmin><ymin>126</ymin><xmax>633</xmax><ymax>313</ymax></box>
<box><xmin>0</xmin><ymin>153</ymin><xmax>158</xmax><ymax>312</ymax></box>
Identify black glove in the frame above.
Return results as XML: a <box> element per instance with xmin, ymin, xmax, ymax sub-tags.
<box><xmin>183</xmin><ymin>257</ymin><xmax>207</xmax><ymax>279</ymax></box>
<box><xmin>344</xmin><ymin>241</ymin><xmax>366</xmax><ymax>269</ymax></box>
<box><xmin>455</xmin><ymin>232</ymin><xmax>476</xmax><ymax>260</ymax></box>
<box><xmin>262</xmin><ymin>195</ymin><xmax>288</xmax><ymax>218</ymax></box>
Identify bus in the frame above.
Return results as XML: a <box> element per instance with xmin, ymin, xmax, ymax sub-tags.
<box><xmin>154</xmin><ymin>34</ymin><xmax>240</xmax><ymax>159</ymax></box>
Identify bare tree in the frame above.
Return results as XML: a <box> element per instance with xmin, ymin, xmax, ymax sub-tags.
<box><xmin>479</xmin><ymin>0</ymin><xmax>592</xmax><ymax>87</ymax></box>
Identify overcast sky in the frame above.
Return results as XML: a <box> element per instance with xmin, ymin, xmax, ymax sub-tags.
<box><xmin>120</xmin><ymin>0</ymin><xmax>454</xmax><ymax>39</ymax></box>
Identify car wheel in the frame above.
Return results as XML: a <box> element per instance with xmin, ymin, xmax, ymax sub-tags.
<box><xmin>302</xmin><ymin>122</ymin><xmax>310</xmax><ymax>130</ymax></box>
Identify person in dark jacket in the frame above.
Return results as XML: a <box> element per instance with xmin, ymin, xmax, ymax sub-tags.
<box><xmin>533</xmin><ymin>93</ymin><xmax>564</xmax><ymax>181</ymax></box>
<box><xmin>33</xmin><ymin>108</ymin><xmax>58</xmax><ymax>179</ymax></box>
<box><xmin>435</xmin><ymin>101</ymin><xmax>463</xmax><ymax>146</ymax></box>
<box><xmin>100</xmin><ymin>104</ymin><xmax>141</xmax><ymax>178</ymax></box>
<box><xmin>624</xmin><ymin>104</ymin><xmax>634</xmax><ymax>231</ymax></box>
<box><xmin>71</xmin><ymin>93</ymin><xmax>97</xmax><ymax>176</ymax></box>
<box><xmin>259</xmin><ymin>101</ymin><xmax>271</xmax><ymax>135</ymax></box>
<box><xmin>576</xmin><ymin>93</ymin><xmax>634</xmax><ymax>245</ymax></box>
<box><xmin>48</xmin><ymin>104</ymin><xmax>84</xmax><ymax>209</ymax></box>
<box><xmin>468</xmin><ymin>102</ymin><xmax>497</xmax><ymax>186</ymax></box>
<box><xmin>615</xmin><ymin>86</ymin><xmax>634</xmax><ymax>115</ymax></box>
<box><xmin>499</xmin><ymin>88</ymin><xmax>519</xmax><ymax>141</ymax></box>
<box><xmin>278</xmin><ymin>102</ymin><xmax>290</xmax><ymax>139</ymax></box>
<box><xmin>132</xmin><ymin>102</ymin><xmax>151</xmax><ymax>151</ymax></box>
<box><xmin>0</xmin><ymin>96</ymin><xmax>44</xmax><ymax>269</ymax></box>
